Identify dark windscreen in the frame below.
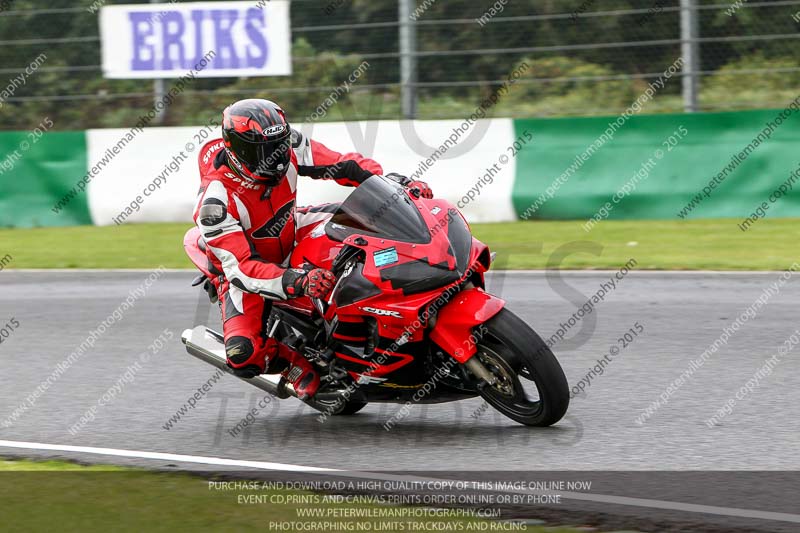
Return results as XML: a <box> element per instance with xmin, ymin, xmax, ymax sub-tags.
<box><xmin>326</xmin><ymin>176</ymin><xmax>431</xmax><ymax>244</ymax></box>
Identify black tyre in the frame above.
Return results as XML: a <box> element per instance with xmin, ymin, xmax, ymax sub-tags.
<box><xmin>470</xmin><ymin>308</ymin><xmax>569</xmax><ymax>426</ymax></box>
<box><xmin>305</xmin><ymin>396</ymin><xmax>368</xmax><ymax>416</ymax></box>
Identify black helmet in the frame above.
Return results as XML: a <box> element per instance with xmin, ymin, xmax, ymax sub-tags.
<box><xmin>222</xmin><ymin>98</ymin><xmax>292</xmax><ymax>185</ymax></box>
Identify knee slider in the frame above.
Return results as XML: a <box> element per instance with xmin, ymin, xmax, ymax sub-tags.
<box><xmin>225</xmin><ymin>336</ymin><xmax>255</xmax><ymax>366</ymax></box>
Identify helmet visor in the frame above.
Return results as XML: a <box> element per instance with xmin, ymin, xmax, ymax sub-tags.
<box><xmin>235</xmin><ymin>135</ymin><xmax>291</xmax><ymax>179</ymax></box>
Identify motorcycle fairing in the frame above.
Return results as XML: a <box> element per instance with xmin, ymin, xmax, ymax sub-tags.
<box><xmin>428</xmin><ymin>288</ymin><xmax>505</xmax><ymax>363</ymax></box>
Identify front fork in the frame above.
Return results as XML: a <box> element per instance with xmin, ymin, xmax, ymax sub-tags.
<box><xmin>463</xmin><ymin>356</ymin><xmax>498</xmax><ymax>387</ymax></box>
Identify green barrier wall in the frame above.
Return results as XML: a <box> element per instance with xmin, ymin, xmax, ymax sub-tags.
<box><xmin>0</xmin><ymin>131</ymin><xmax>90</xmax><ymax>228</ymax></box>
<box><xmin>512</xmin><ymin>109</ymin><xmax>800</xmax><ymax>221</ymax></box>
<box><xmin>2</xmin><ymin>110</ymin><xmax>799</xmax><ymax>229</ymax></box>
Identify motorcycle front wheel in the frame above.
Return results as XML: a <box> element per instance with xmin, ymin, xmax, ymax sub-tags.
<box><xmin>471</xmin><ymin>308</ymin><xmax>569</xmax><ymax>427</ymax></box>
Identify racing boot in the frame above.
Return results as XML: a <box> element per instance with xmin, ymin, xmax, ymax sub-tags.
<box><xmin>263</xmin><ymin>337</ymin><xmax>289</xmax><ymax>374</ymax></box>
<box><xmin>276</xmin><ymin>343</ymin><xmax>321</xmax><ymax>400</ymax></box>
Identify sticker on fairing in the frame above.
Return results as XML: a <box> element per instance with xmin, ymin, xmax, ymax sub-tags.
<box><xmin>310</xmin><ymin>224</ymin><xmax>326</xmax><ymax>238</ymax></box>
<box><xmin>373</xmin><ymin>247</ymin><xmax>399</xmax><ymax>267</ymax></box>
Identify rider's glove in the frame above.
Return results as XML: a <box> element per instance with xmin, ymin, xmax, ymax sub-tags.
<box><xmin>202</xmin><ymin>279</ymin><xmax>219</xmax><ymax>303</ymax></box>
<box><xmin>192</xmin><ymin>274</ymin><xmax>219</xmax><ymax>304</ymax></box>
<box><xmin>282</xmin><ymin>266</ymin><xmax>337</xmax><ymax>299</ymax></box>
<box><xmin>406</xmin><ymin>180</ymin><xmax>433</xmax><ymax>199</ymax></box>
<box><xmin>385</xmin><ymin>172</ymin><xmax>433</xmax><ymax>199</ymax></box>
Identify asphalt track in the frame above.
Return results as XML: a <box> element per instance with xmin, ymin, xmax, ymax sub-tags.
<box><xmin>1</xmin><ymin>270</ymin><xmax>799</xmax><ymax>531</ymax></box>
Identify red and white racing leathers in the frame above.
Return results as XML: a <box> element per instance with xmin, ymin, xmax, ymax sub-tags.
<box><xmin>193</xmin><ymin>129</ymin><xmax>383</xmax><ymax>375</ymax></box>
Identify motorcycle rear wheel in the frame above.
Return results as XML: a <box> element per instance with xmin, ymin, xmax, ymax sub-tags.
<box><xmin>305</xmin><ymin>396</ymin><xmax>368</xmax><ymax>416</ymax></box>
<box><xmin>472</xmin><ymin>308</ymin><xmax>569</xmax><ymax>427</ymax></box>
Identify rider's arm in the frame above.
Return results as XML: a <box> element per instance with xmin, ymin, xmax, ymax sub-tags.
<box><xmin>193</xmin><ymin>180</ymin><xmax>303</xmax><ymax>300</ymax></box>
<box><xmin>291</xmin><ymin>128</ymin><xmax>383</xmax><ymax>187</ymax></box>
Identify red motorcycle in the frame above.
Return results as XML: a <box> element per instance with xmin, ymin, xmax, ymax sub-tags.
<box><xmin>182</xmin><ymin>176</ymin><xmax>569</xmax><ymax>426</ymax></box>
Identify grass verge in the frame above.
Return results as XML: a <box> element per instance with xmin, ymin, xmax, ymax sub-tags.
<box><xmin>0</xmin><ymin>458</ymin><xmax>582</xmax><ymax>533</ymax></box>
<box><xmin>0</xmin><ymin>219</ymin><xmax>795</xmax><ymax>270</ymax></box>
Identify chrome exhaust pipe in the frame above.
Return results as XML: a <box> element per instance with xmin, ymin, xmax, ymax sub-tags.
<box><xmin>181</xmin><ymin>326</ymin><xmax>294</xmax><ymax>399</ymax></box>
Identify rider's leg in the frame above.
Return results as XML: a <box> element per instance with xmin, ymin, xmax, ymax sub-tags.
<box><xmin>220</xmin><ymin>283</ymin><xmax>274</xmax><ymax>378</ymax></box>
<box><xmin>220</xmin><ymin>282</ymin><xmax>320</xmax><ymax>397</ymax></box>
<box><xmin>283</xmin><ymin>203</ymin><xmax>339</xmax><ymax>398</ymax></box>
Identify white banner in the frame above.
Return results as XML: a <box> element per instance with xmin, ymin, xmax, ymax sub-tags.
<box><xmin>99</xmin><ymin>1</ymin><xmax>291</xmax><ymax>79</ymax></box>
<box><xmin>85</xmin><ymin>120</ymin><xmax>517</xmax><ymax>226</ymax></box>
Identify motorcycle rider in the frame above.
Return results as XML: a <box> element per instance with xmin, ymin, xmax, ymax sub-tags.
<box><xmin>193</xmin><ymin>98</ymin><xmax>432</xmax><ymax>398</ymax></box>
